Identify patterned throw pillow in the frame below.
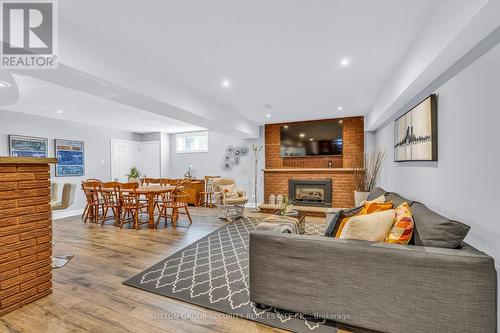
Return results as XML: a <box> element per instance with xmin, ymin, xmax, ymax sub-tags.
<box><xmin>221</xmin><ymin>184</ymin><xmax>239</xmax><ymax>199</ymax></box>
<box><xmin>335</xmin><ymin>201</ymin><xmax>393</xmax><ymax>238</ymax></box>
<box><xmin>385</xmin><ymin>202</ymin><xmax>414</xmax><ymax>245</ymax></box>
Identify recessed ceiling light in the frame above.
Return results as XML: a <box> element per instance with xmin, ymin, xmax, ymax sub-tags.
<box><xmin>299</xmin><ymin>133</ymin><xmax>306</xmax><ymax>138</ymax></box>
<box><xmin>309</xmin><ymin>138</ymin><xmax>314</xmax><ymax>141</ymax></box>
<box><xmin>337</xmin><ymin>106</ymin><xmax>343</xmax><ymax>111</ymax></box>
<box><xmin>266</xmin><ymin>113</ymin><xmax>271</xmax><ymax>118</ymax></box>
<box><xmin>56</xmin><ymin>110</ymin><xmax>63</xmax><ymax>114</ymax></box>
<box><xmin>221</xmin><ymin>79</ymin><xmax>231</xmax><ymax>88</ymax></box>
<box><xmin>340</xmin><ymin>58</ymin><xmax>350</xmax><ymax>67</ymax></box>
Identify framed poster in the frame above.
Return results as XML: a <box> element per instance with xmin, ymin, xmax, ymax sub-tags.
<box><xmin>9</xmin><ymin>135</ymin><xmax>48</xmax><ymax>158</ymax></box>
<box><xmin>55</xmin><ymin>139</ymin><xmax>85</xmax><ymax>177</ymax></box>
<box><xmin>394</xmin><ymin>94</ymin><xmax>437</xmax><ymax>162</ymax></box>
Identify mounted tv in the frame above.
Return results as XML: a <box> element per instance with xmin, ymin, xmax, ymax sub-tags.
<box><xmin>280</xmin><ymin>120</ymin><xmax>343</xmax><ymax>157</ymax></box>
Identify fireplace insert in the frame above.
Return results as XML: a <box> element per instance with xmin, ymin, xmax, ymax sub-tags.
<box><xmin>288</xmin><ymin>179</ymin><xmax>332</xmax><ymax>207</ymax></box>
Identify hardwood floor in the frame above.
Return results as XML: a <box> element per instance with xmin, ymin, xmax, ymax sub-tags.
<box><xmin>0</xmin><ymin>208</ymin><xmax>350</xmax><ymax>333</ymax></box>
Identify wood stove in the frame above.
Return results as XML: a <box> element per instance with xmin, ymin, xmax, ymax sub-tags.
<box><xmin>288</xmin><ymin>179</ymin><xmax>332</xmax><ymax>207</ymax></box>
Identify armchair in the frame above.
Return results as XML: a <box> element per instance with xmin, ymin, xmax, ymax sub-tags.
<box><xmin>212</xmin><ymin>178</ymin><xmax>248</xmax><ymax>220</ymax></box>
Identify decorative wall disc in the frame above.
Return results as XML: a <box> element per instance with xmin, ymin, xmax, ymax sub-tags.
<box><xmin>221</xmin><ymin>160</ymin><xmax>233</xmax><ymax>171</ymax></box>
<box><xmin>240</xmin><ymin>146</ymin><xmax>249</xmax><ymax>156</ymax></box>
<box><xmin>232</xmin><ymin>156</ymin><xmax>241</xmax><ymax>166</ymax></box>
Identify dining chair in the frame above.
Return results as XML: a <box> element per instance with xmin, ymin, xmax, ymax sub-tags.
<box><xmin>119</xmin><ymin>182</ymin><xmax>148</xmax><ymax>230</ymax></box>
<box><xmin>99</xmin><ymin>182</ymin><xmax>122</xmax><ymax>226</ymax></box>
<box><xmin>51</xmin><ymin>183</ymin><xmax>76</xmax><ymax>211</ymax></box>
<box><xmin>156</xmin><ymin>180</ymin><xmax>192</xmax><ymax>228</ymax></box>
<box><xmin>198</xmin><ymin>176</ymin><xmax>220</xmax><ymax>207</ymax></box>
<box><xmin>82</xmin><ymin>181</ymin><xmax>103</xmax><ymax>223</ymax></box>
<box><xmin>81</xmin><ymin>179</ymin><xmax>102</xmax><ymax>218</ymax></box>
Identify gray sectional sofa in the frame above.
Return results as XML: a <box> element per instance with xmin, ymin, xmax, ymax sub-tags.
<box><xmin>249</xmin><ymin>188</ymin><xmax>497</xmax><ymax>333</ymax></box>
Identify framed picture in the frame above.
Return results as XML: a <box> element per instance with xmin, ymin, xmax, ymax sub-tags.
<box><xmin>55</xmin><ymin>139</ymin><xmax>85</xmax><ymax>177</ymax></box>
<box><xmin>9</xmin><ymin>135</ymin><xmax>48</xmax><ymax>158</ymax></box>
<box><xmin>394</xmin><ymin>94</ymin><xmax>437</xmax><ymax>162</ymax></box>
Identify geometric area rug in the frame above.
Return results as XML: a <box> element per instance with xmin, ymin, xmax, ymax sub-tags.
<box><xmin>124</xmin><ymin>217</ymin><xmax>337</xmax><ymax>332</ymax></box>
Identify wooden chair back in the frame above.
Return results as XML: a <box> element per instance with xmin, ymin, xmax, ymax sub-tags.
<box><xmin>171</xmin><ymin>179</ymin><xmax>191</xmax><ymax>206</ymax></box>
<box><xmin>204</xmin><ymin>176</ymin><xmax>220</xmax><ymax>192</ymax></box>
<box><xmin>82</xmin><ymin>181</ymin><xmax>101</xmax><ymax>206</ymax></box>
<box><xmin>143</xmin><ymin>178</ymin><xmax>161</xmax><ymax>186</ymax></box>
<box><xmin>119</xmin><ymin>182</ymin><xmax>140</xmax><ymax>207</ymax></box>
<box><xmin>160</xmin><ymin>178</ymin><xmax>179</xmax><ymax>186</ymax></box>
<box><xmin>99</xmin><ymin>182</ymin><xmax>121</xmax><ymax>206</ymax></box>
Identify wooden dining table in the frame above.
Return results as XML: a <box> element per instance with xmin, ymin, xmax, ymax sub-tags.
<box><xmin>89</xmin><ymin>184</ymin><xmax>176</xmax><ymax>228</ymax></box>
<box><xmin>133</xmin><ymin>185</ymin><xmax>176</xmax><ymax>227</ymax></box>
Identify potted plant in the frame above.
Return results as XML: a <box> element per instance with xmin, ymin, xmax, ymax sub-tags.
<box><xmin>352</xmin><ymin>151</ymin><xmax>386</xmax><ymax>206</ymax></box>
<box><xmin>127</xmin><ymin>166</ymin><xmax>141</xmax><ymax>183</ymax></box>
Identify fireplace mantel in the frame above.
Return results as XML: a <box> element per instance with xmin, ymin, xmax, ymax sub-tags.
<box><xmin>263</xmin><ymin>168</ymin><xmax>358</xmax><ymax>172</ymax></box>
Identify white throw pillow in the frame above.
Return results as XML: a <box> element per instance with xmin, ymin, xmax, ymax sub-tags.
<box><xmin>221</xmin><ymin>184</ymin><xmax>239</xmax><ymax>199</ymax></box>
<box><xmin>339</xmin><ymin>209</ymin><xmax>396</xmax><ymax>242</ymax></box>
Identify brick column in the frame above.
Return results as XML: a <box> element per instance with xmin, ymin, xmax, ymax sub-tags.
<box><xmin>0</xmin><ymin>158</ymin><xmax>57</xmax><ymax>316</ymax></box>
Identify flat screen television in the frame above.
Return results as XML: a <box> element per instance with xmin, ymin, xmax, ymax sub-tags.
<box><xmin>280</xmin><ymin>120</ymin><xmax>343</xmax><ymax>157</ymax></box>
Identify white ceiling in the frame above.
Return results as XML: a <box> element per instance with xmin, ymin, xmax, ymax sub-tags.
<box><xmin>3</xmin><ymin>0</ymin><xmax>495</xmax><ymax>135</ymax></box>
<box><xmin>60</xmin><ymin>0</ymin><xmax>435</xmax><ymax>123</ymax></box>
<box><xmin>5</xmin><ymin>75</ymin><xmax>204</xmax><ymax>133</ymax></box>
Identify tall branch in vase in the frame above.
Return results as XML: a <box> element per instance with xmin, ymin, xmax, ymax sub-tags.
<box><xmin>251</xmin><ymin>144</ymin><xmax>263</xmax><ymax>210</ymax></box>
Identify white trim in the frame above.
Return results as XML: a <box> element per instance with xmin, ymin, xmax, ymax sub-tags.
<box><xmin>53</xmin><ymin>208</ymin><xmax>84</xmax><ymax>220</ymax></box>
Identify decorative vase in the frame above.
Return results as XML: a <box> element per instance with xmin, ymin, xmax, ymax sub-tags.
<box><xmin>269</xmin><ymin>194</ymin><xmax>276</xmax><ymax>206</ymax></box>
<box><xmin>354</xmin><ymin>191</ymin><xmax>370</xmax><ymax>206</ymax></box>
<box><xmin>276</xmin><ymin>194</ymin><xmax>283</xmax><ymax>206</ymax></box>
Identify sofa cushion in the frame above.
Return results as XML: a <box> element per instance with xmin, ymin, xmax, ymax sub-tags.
<box><xmin>366</xmin><ymin>187</ymin><xmax>387</xmax><ymax>201</ymax></box>
<box><xmin>362</xmin><ymin>194</ymin><xmax>386</xmax><ymax>205</ymax></box>
<box><xmin>411</xmin><ymin>201</ymin><xmax>470</xmax><ymax>248</ymax></box>
<box><xmin>324</xmin><ymin>206</ymin><xmax>362</xmax><ymax>237</ymax></box>
<box><xmin>339</xmin><ymin>209</ymin><xmax>396</xmax><ymax>242</ymax></box>
<box><xmin>385</xmin><ymin>192</ymin><xmax>413</xmax><ymax>207</ymax></box>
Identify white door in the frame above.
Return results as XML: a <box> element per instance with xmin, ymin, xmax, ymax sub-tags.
<box><xmin>141</xmin><ymin>141</ymin><xmax>160</xmax><ymax>178</ymax></box>
<box><xmin>111</xmin><ymin>140</ymin><xmax>141</xmax><ymax>182</ymax></box>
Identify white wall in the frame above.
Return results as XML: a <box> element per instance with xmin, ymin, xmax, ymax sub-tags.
<box><xmin>373</xmin><ymin>44</ymin><xmax>500</xmax><ymax>296</ymax></box>
<box><xmin>0</xmin><ymin>109</ymin><xmax>141</xmax><ymax>213</ymax></box>
<box><xmin>169</xmin><ymin>129</ymin><xmax>264</xmax><ymax>206</ymax></box>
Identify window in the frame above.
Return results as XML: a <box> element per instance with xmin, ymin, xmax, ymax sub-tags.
<box><xmin>176</xmin><ymin>131</ymin><xmax>209</xmax><ymax>153</ymax></box>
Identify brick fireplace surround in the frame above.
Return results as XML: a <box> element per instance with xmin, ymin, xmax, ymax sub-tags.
<box><xmin>263</xmin><ymin>116</ymin><xmax>364</xmax><ymax>209</ymax></box>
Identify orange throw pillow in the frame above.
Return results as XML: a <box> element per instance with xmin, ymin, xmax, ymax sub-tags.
<box><xmin>385</xmin><ymin>202</ymin><xmax>414</xmax><ymax>245</ymax></box>
<box><xmin>335</xmin><ymin>202</ymin><xmax>393</xmax><ymax>238</ymax></box>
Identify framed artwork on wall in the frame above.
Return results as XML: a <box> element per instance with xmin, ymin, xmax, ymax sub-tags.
<box><xmin>394</xmin><ymin>94</ymin><xmax>438</xmax><ymax>162</ymax></box>
<box><xmin>55</xmin><ymin>139</ymin><xmax>85</xmax><ymax>177</ymax></box>
<box><xmin>9</xmin><ymin>135</ymin><xmax>48</xmax><ymax>158</ymax></box>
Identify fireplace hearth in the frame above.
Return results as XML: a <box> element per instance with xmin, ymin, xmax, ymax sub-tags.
<box><xmin>288</xmin><ymin>179</ymin><xmax>332</xmax><ymax>207</ymax></box>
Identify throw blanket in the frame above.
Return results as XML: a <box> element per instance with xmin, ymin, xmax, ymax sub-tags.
<box><xmin>256</xmin><ymin>220</ymin><xmax>300</xmax><ymax>234</ymax></box>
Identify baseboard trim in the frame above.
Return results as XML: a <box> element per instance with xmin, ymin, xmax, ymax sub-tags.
<box><xmin>53</xmin><ymin>208</ymin><xmax>84</xmax><ymax>220</ymax></box>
